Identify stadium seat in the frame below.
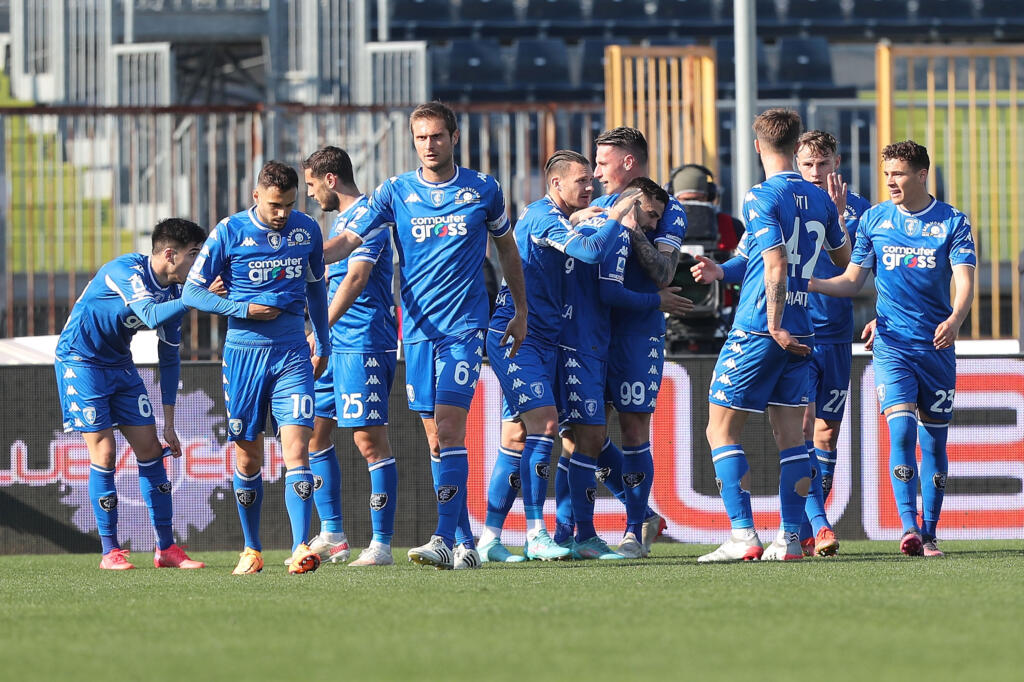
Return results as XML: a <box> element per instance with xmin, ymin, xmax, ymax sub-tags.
<box><xmin>524</xmin><ymin>0</ymin><xmax>591</xmax><ymax>37</ymax></box>
<box><xmin>456</xmin><ymin>0</ymin><xmax>526</xmax><ymax>39</ymax></box>
<box><xmin>848</xmin><ymin>0</ymin><xmax>915</xmax><ymax>38</ymax></box>
<box><xmin>657</xmin><ymin>0</ymin><xmax>726</xmax><ymax>36</ymax></box>
<box><xmin>432</xmin><ymin>39</ymin><xmax>509</xmax><ymax>102</ymax></box>
<box><xmin>512</xmin><ymin>38</ymin><xmax>578</xmax><ymax>100</ymax></box>
<box><xmin>786</xmin><ymin>0</ymin><xmax>847</xmax><ymax>35</ymax></box>
<box><xmin>590</xmin><ymin>0</ymin><xmax>656</xmax><ymax>38</ymax></box>
<box><xmin>389</xmin><ymin>0</ymin><xmax>454</xmax><ymax>40</ymax></box>
<box><xmin>775</xmin><ymin>37</ymin><xmax>857</xmax><ymax>98</ymax></box>
<box><xmin>579</xmin><ymin>39</ymin><xmax>615</xmax><ymax>98</ymax></box>
<box><xmin>713</xmin><ymin>38</ymin><xmax>771</xmax><ymax>97</ymax></box>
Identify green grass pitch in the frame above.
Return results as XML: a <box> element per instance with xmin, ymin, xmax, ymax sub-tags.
<box><xmin>2</xmin><ymin>540</ymin><xmax>1021</xmax><ymax>681</ymax></box>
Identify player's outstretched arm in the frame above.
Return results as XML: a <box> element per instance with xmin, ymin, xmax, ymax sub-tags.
<box><xmin>934</xmin><ymin>263</ymin><xmax>975</xmax><ymax>350</ymax></box>
<box><xmin>182</xmin><ymin>281</ymin><xmax>269</xmax><ymax>319</ymax></box>
<box><xmin>493</xmin><ymin>230</ymin><xmax>528</xmax><ymax>357</ymax></box>
<box><xmin>562</xmin><ymin>189</ymin><xmax>642</xmax><ymax>264</ymax></box>
<box><xmin>763</xmin><ymin>244</ymin><xmax>810</xmax><ymax>356</ymax></box>
<box><xmin>127</xmin><ymin>297</ymin><xmax>188</xmax><ymax>330</ymax></box>
<box><xmin>808</xmin><ymin>262</ymin><xmax>869</xmax><ymax>298</ymax></box>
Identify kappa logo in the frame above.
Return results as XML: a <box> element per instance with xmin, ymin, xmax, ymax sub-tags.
<box><xmin>566</xmin><ymin>358</ymin><xmax>581</xmax><ymax>368</ymax></box>
<box><xmin>369</xmin><ymin>492</ymin><xmax>389</xmax><ymax>510</ymax></box>
<box><xmin>617</xmin><ymin>245</ymin><xmax>630</xmax><ymax>256</ymax></box>
<box><xmin>729</xmin><ymin>342</ymin><xmax>743</xmax><ymax>354</ymax></box>
<box><xmin>235</xmin><ymin>488</ymin><xmax>257</xmax><ymax>508</ymax></box>
<box><xmin>585</xmin><ymin>487</ymin><xmax>597</xmax><ymax>503</ymax></box>
<box><xmin>241</xmin><ymin>236</ymin><xmax>258</xmax><ymax>247</ymax></box>
<box><xmin>368</xmin><ymin>410</ymin><xmax>382</xmax><ymax>420</ymax></box>
<box><xmin>623</xmin><ymin>472</ymin><xmax>645</xmax><ymax>488</ymax></box>
<box><xmin>595</xmin><ymin>467</ymin><xmax>611</xmax><ymax>483</ymax></box>
<box><xmin>648</xmin><ymin>349</ymin><xmax>659</xmax><ymax>359</ymax></box>
<box><xmin>713</xmin><ymin>389</ymin><xmax>728</xmax><ymax>402</ymax></box>
<box><xmin>933</xmin><ymin>472</ymin><xmax>947</xmax><ymax>490</ymax></box>
<box><xmin>268</xmin><ymin>231</ymin><xmax>283</xmax><ymax>250</ymax></box>
<box><xmin>365</xmin><ymin>357</ymin><xmax>380</xmax><ymax>368</ymax></box>
<box><xmin>518</xmin><ymin>393</ymin><xmax>529</xmax><ymax>405</ymax></box>
<box><xmin>648</xmin><ymin>381</ymin><xmax>658</xmax><ymax>391</ymax></box>
<box><xmin>673</xmin><ymin>216</ymin><xmax>686</xmax><ymax>227</ymax></box>
<box><xmin>83</xmin><ymin>407</ymin><xmax>97</xmax><ymax>425</ymax></box>
<box><xmin>69</xmin><ymin>402</ymin><xmax>80</xmax><ymax>413</ymax></box>
<box><xmin>649</xmin><ymin>336</ymin><xmax>660</xmax><ymax>343</ymax></box>
<box><xmin>530</xmin><ymin>382</ymin><xmax>544</xmax><ymax>398</ymax></box>
<box><xmin>506</xmin><ymin>363</ymin><xmax>521</xmax><ymax>374</ymax></box>
<box><xmin>566</xmin><ymin>374</ymin><xmax>581</xmax><ymax>385</ymax></box>
<box><xmin>156</xmin><ymin>482</ymin><xmax>173</xmax><ymax>495</ymax></box>
<box><xmin>293</xmin><ymin>480</ymin><xmax>314</xmax><ymax>500</ymax></box>
<box><xmin>367</xmin><ymin>392</ymin><xmax>381</xmax><ymax>403</ymax></box>
<box><xmin>229</xmin><ymin>419</ymin><xmax>244</xmax><ymax>437</ymax></box>
<box><xmin>512</xmin><ymin>378</ymin><xmax>525</xmax><ymax>390</ymax></box>
<box><xmin>475</xmin><ymin>346</ymin><xmax>484</xmax><ymax>357</ymax></box>
<box><xmin>436</xmin><ymin>484</ymin><xmax>459</xmax><ymax>504</ymax></box>
<box><xmin>569</xmin><ymin>392</ymin><xmax>581</xmax><ymax>402</ymax></box>
<box><xmin>404</xmin><ymin>192</ymin><xmax>421</xmax><ymax>203</ymax></box>
<box><xmin>430</xmin><ymin>189</ymin><xmax>446</xmax><ymax>206</ymax></box>
<box><xmin>63</xmin><ymin>367</ymin><xmax>77</xmax><ymax>379</ymax></box>
<box><xmin>647</xmin><ymin>397</ymin><xmax>657</xmax><ymax>407</ymax></box>
<box><xmin>648</xmin><ymin>365</ymin><xmax>659</xmax><ymax>375</ymax></box>
<box><xmin>535</xmin><ymin>462</ymin><xmax>550</xmax><ymax>480</ymax></box>
<box><xmin>878</xmin><ymin>219</ymin><xmax>895</xmax><ymax>230</ymax></box>
<box><xmin>893</xmin><ymin>465</ymin><xmax>915</xmax><ymax>483</ymax></box>
<box><xmin>97</xmin><ymin>494</ymin><xmax>118</xmax><ymax>512</ymax></box>
<box><xmin>367</xmin><ymin>375</ymin><xmax>381</xmax><ymax>385</ymax></box>
<box><xmin>717</xmin><ymin>374</ymin><xmax>732</xmax><ymax>386</ymax></box>
<box><xmin>313</xmin><ymin>475</ymin><xmax>324</xmax><ymax>490</ymax></box>
<box><xmin>734</xmin><ymin>330</ymin><xmax>748</xmax><ymax>339</ymax></box>
<box><xmin>584</xmin><ymin>399</ymin><xmax>598</xmax><ymax>417</ymax></box>
<box><xmin>569</xmin><ymin>409</ymin><xmax>582</xmax><ymax>419</ymax></box>
<box><xmin>66</xmin><ymin>386</ymin><xmax>78</xmax><ymax>396</ymax></box>
<box><xmin>508</xmin><ymin>471</ymin><xmax>521</xmax><ymax>490</ymax></box>
<box><xmin>725</xmin><ymin>358</ymin><xmax>737</xmax><ymax>370</ymax></box>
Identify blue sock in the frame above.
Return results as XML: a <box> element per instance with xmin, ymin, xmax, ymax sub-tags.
<box><xmin>554</xmin><ymin>455</ymin><xmax>574</xmax><ymax>544</ymax></box>
<box><xmin>622</xmin><ymin>442</ymin><xmax>655</xmax><ymax>537</ymax></box>
<box><xmin>368</xmin><ymin>457</ymin><xmax>397</xmax><ymax>545</ymax></box>
<box><xmin>430</xmin><ymin>454</ymin><xmax>441</xmax><ymax>489</ymax></box>
<box><xmin>434</xmin><ymin>447</ymin><xmax>468</xmax><ymax>548</ymax></box>
<box><xmin>89</xmin><ymin>464</ymin><xmax>119</xmax><ymax>554</ymax></box>
<box><xmin>799</xmin><ymin>440</ymin><xmax>815</xmax><ymax>541</ymax></box>
<box><xmin>803</xmin><ymin>450</ymin><xmax>830</xmax><ymax>535</ymax></box>
<box><xmin>779</xmin><ymin>445</ymin><xmax>811</xmax><ymax>534</ymax></box>
<box><xmin>887</xmin><ymin>410</ymin><xmax>920</xmax><ymax>532</ymax></box>
<box><xmin>233</xmin><ymin>468</ymin><xmax>263</xmax><ymax>552</ymax></box>
<box><xmin>815</xmin><ymin>448</ymin><xmax>838</xmax><ymax>501</ymax></box>
<box><xmin>284</xmin><ymin>467</ymin><xmax>314</xmax><ymax>552</ymax></box>
<box><xmin>523</xmin><ymin>435</ymin><xmax>554</xmax><ymax>523</ymax></box>
<box><xmin>918</xmin><ymin>421</ymin><xmax>949</xmax><ymax>540</ymax></box>
<box><xmin>597</xmin><ymin>438</ymin><xmax>627</xmax><ymax>504</ymax></box>
<box><xmin>484</xmin><ymin>447</ymin><xmax>522</xmax><ymax>529</ymax></box>
<box><xmin>310</xmin><ymin>445</ymin><xmax>343</xmax><ymax>534</ymax></box>
<box><xmin>456</xmin><ymin>497</ymin><xmax>475</xmax><ymax>549</ymax></box>
<box><xmin>568</xmin><ymin>452</ymin><xmax>598</xmax><ymax>542</ymax></box>
<box><xmin>711</xmin><ymin>445</ymin><xmax>753</xmax><ymax>529</ymax></box>
<box><xmin>137</xmin><ymin>458</ymin><xmax>174</xmax><ymax>550</ymax></box>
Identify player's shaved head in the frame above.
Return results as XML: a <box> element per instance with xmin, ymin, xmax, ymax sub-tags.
<box><xmin>545</xmin><ymin>150</ymin><xmax>590</xmax><ymax>181</ymax></box>
<box><xmin>303</xmin><ymin>146</ymin><xmax>355</xmax><ymax>185</ymax></box>
<box><xmin>151</xmin><ymin>218</ymin><xmax>205</xmax><ymax>252</ymax></box>
<box><xmin>882</xmin><ymin>140</ymin><xmax>930</xmax><ymax>172</ymax></box>
<box><xmin>797</xmin><ymin>130</ymin><xmax>838</xmax><ymax>158</ymax></box>
<box><xmin>595</xmin><ymin>127</ymin><xmax>648</xmax><ymax>166</ymax></box>
<box><xmin>410</xmin><ymin>101</ymin><xmax>458</xmax><ymax>136</ymax></box>
<box><xmin>753</xmin><ymin>109</ymin><xmax>803</xmax><ymax>154</ymax></box>
<box><xmin>257</xmin><ymin>161</ymin><xmax>299</xmax><ymax>192</ymax></box>
<box><xmin>625</xmin><ymin>176</ymin><xmax>670</xmax><ymax>207</ymax></box>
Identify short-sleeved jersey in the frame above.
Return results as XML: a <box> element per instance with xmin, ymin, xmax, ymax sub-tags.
<box><xmin>593</xmin><ymin>192</ymin><xmax>687</xmax><ymax>336</ymax></box>
<box><xmin>851</xmin><ymin>197</ymin><xmax>976</xmax><ymax>348</ymax></box>
<box><xmin>346</xmin><ymin>167</ymin><xmax>509</xmax><ymax>343</ymax></box>
<box><xmin>187</xmin><ymin>206</ymin><xmax>326</xmax><ymax>345</ymax></box>
<box><xmin>56</xmin><ymin>253</ymin><xmax>183</xmax><ymax>367</ymax></box>
<box><xmin>560</xmin><ymin>215</ymin><xmax>632</xmax><ymax>359</ymax></box>
<box><xmin>491</xmin><ymin>196</ymin><xmax>591</xmax><ymax>347</ymax></box>
<box><xmin>732</xmin><ymin>171</ymin><xmax>846</xmax><ymax>337</ymax></box>
<box><xmin>326</xmin><ymin>196</ymin><xmax>398</xmax><ymax>352</ymax></box>
<box><xmin>809</xmin><ymin>190</ymin><xmax>872</xmax><ymax>343</ymax></box>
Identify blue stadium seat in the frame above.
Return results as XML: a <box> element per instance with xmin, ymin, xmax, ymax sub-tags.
<box><xmin>658</xmin><ymin>0</ymin><xmax>726</xmax><ymax>36</ymax></box>
<box><xmin>524</xmin><ymin>0</ymin><xmax>591</xmax><ymax>37</ymax></box>
<box><xmin>579</xmin><ymin>38</ymin><xmax>615</xmax><ymax>98</ymax></box>
<box><xmin>713</xmin><ymin>38</ymin><xmax>771</xmax><ymax>97</ymax></box>
<box><xmin>389</xmin><ymin>0</ymin><xmax>454</xmax><ymax>40</ymax></box>
<box><xmin>432</xmin><ymin>39</ymin><xmax>509</xmax><ymax>102</ymax></box>
<box><xmin>512</xmin><ymin>38</ymin><xmax>578</xmax><ymax>100</ymax></box>
<box><xmin>848</xmin><ymin>0</ymin><xmax>916</xmax><ymax>37</ymax></box>
<box><xmin>590</xmin><ymin>0</ymin><xmax>656</xmax><ymax>37</ymax></box>
<box><xmin>775</xmin><ymin>37</ymin><xmax>857</xmax><ymax>98</ymax></box>
<box><xmin>456</xmin><ymin>0</ymin><xmax>526</xmax><ymax>39</ymax></box>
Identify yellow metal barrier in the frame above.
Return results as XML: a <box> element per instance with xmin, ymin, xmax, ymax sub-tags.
<box><xmin>604</xmin><ymin>45</ymin><xmax>718</xmax><ymax>184</ymax></box>
<box><xmin>876</xmin><ymin>43</ymin><xmax>1024</xmax><ymax>340</ymax></box>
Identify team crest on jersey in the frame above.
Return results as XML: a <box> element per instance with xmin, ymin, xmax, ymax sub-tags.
<box><xmin>229</xmin><ymin>419</ymin><xmax>243</xmax><ymax>436</ymax></box>
<box><xmin>454</xmin><ymin>187</ymin><xmax>481</xmax><ymax>205</ymax></box>
<box><xmin>287</xmin><ymin>228</ymin><xmax>312</xmax><ymax>246</ymax></box>
<box><xmin>922</xmin><ymin>221</ymin><xmax>948</xmax><ymax>239</ymax></box>
<box><xmin>584</xmin><ymin>399</ymin><xmax>598</xmax><ymax>417</ymax></box>
<box><xmin>313</xmin><ymin>475</ymin><xmax>324</xmax><ymax>490</ymax></box>
<box><xmin>535</xmin><ymin>463</ymin><xmax>550</xmax><ymax>480</ymax></box>
<box><xmin>268</xmin><ymin>231</ymin><xmax>283</xmax><ymax>250</ymax></box>
<box><xmin>235</xmin><ymin>488</ymin><xmax>256</xmax><ymax>508</ymax></box>
<box><xmin>157</xmin><ymin>482</ymin><xmax>173</xmax><ymax>495</ymax></box>
<box><xmin>595</xmin><ymin>467</ymin><xmax>611</xmax><ymax>483</ymax></box>
<box><xmin>436</xmin><ymin>485</ymin><xmax>459</xmax><ymax>504</ymax></box>
<box><xmin>292</xmin><ymin>480</ymin><xmax>314</xmax><ymax>500</ymax></box>
<box><xmin>530</xmin><ymin>382</ymin><xmax>544</xmax><ymax>398</ymax></box>
<box><xmin>430</xmin><ymin>189</ymin><xmax>446</xmax><ymax>206</ymax></box>
<box><xmin>98</xmin><ymin>494</ymin><xmax>117</xmax><ymax>512</ymax></box>
<box><xmin>83</xmin><ymin>407</ymin><xmax>97</xmax><ymax>425</ymax></box>
<box><xmin>369</xmin><ymin>492</ymin><xmax>389</xmax><ymax>510</ymax></box>
<box><xmin>623</xmin><ymin>472</ymin><xmax>645</xmax><ymax>489</ymax></box>
<box><xmin>903</xmin><ymin>218</ymin><xmax>920</xmax><ymax>237</ymax></box>
<box><xmin>893</xmin><ymin>465</ymin><xmax>915</xmax><ymax>482</ymax></box>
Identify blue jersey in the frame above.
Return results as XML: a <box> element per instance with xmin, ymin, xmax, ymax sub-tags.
<box><xmin>809</xmin><ymin>190</ymin><xmax>872</xmax><ymax>343</ymax></box>
<box><xmin>187</xmin><ymin>206</ymin><xmax>326</xmax><ymax>345</ymax></box>
<box><xmin>326</xmin><ymin>196</ymin><xmax>398</xmax><ymax>352</ymax></box>
<box><xmin>347</xmin><ymin>166</ymin><xmax>509</xmax><ymax>343</ymax></box>
<box><xmin>57</xmin><ymin>253</ymin><xmax>184</xmax><ymax>368</ymax></box>
<box><xmin>732</xmin><ymin>172</ymin><xmax>845</xmax><ymax>337</ymax></box>
<box><xmin>851</xmin><ymin>197</ymin><xmax>976</xmax><ymax>348</ymax></box>
<box><xmin>491</xmin><ymin>195</ymin><xmax>622</xmax><ymax>347</ymax></box>
<box><xmin>593</xmin><ymin>193</ymin><xmax>687</xmax><ymax>336</ymax></box>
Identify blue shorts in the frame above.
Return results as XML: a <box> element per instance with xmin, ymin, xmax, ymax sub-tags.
<box><xmin>806</xmin><ymin>341</ymin><xmax>852</xmax><ymax>422</ymax></box>
<box><xmin>222</xmin><ymin>340</ymin><xmax>315</xmax><ymax>441</ymax></box>
<box><xmin>332</xmin><ymin>351</ymin><xmax>396</xmax><ymax>427</ymax></box>
<box><xmin>607</xmin><ymin>333</ymin><xmax>665</xmax><ymax>413</ymax></box>
<box><xmin>55</xmin><ymin>360</ymin><xmax>155</xmax><ymax>433</ymax></box>
<box><xmin>872</xmin><ymin>336</ymin><xmax>956</xmax><ymax>422</ymax></box>
<box><xmin>556</xmin><ymin>347</ymin><xmax>606</xmax><ymax>426</ymax></box>
<box><xmin>708</xmin><ymin>329</ymin><xmax>812</xmax><ymax>412</ymax></box>
<box><xmin>314</xmin><ymin>356</ymin><xmax>337</xmax><ymax>420</ymax></box>
<box><xmin>403</xmin><ymin>329</ymin><xmax>485</xmax><ymax>413</ymax></box>
<box><xmin>486</xmin><ymin>331</ymin><xmax>557</xmax><ymax>421</ymax></box>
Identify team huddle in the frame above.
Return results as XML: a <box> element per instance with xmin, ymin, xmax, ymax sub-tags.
<box><xmin>55</xmin><ymin>102</ymin><xmax>974</xmax><ymax>572</ymax></box>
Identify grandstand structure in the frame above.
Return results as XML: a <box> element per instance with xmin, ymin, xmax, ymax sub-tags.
<box><xmin>0</xmin><ymin>0</ymin><xmax>1021</xmax><ymax>355</ymax></box>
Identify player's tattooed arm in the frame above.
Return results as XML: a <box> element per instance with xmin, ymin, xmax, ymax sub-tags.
<box><xmin>762</xmin><ymin>244</ymin><xmax>810</xmax><ymax>356</ymax></box>
<box><xmin>627</xmin><ymin>232</ymin><xmax>678</xmax><ymax>288</ymax></box>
